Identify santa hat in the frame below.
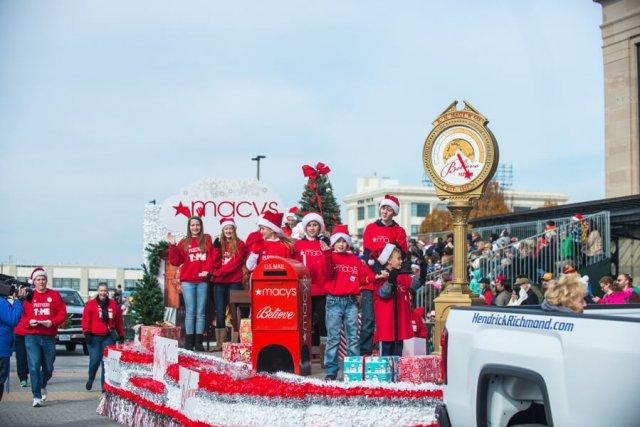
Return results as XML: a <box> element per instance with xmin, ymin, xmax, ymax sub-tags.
<box><xmin>572</xmin><ymin>213</ymin><xmax>585</xmax><ymax>221</ymax></box>
<box><xmin>377</xmin><ymin>243</ymin><xmax>397</xmax><ymax>265</ymax></box>
<box><xmin>257</xmin><ymin>211</ymin><xmax>284</xmax><ymax>235</ymax></box>
<box><xmin>285</xmin><ymin>207</ymin><xmax>299</xmax><ymax>220</ymax></box>
<box><xmin>330</xmin><ymin>224</ymin><xmax>352</xmax><ymax>247</ymax></box>
<box><xmin>301</xmin><ymin>212</ymin><xmax>325</xmax><ymax>234</ymax></box>
<box><xmin>219</xmin><ymin>217</ymin><xmax>235</xmax><ymax>229</ymax></box>
<box><xmin>380</xmin><ymin>194</ymin><xmax>400</xmax><ymax>215</ymax></box>
<box><xmin>29</xmin><ymin>267</ymin><xmax>47</xmax><ymax>284</ymax></box>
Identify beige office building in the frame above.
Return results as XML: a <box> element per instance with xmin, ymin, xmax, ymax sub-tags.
<box><xmin>0</xmin><ymin>264</ymin><xmax>142</xmax><ymax>300</ymax></box>
<box><xmin>596</xmin><ymin>0</ymin><xmax>640</xmax><ymax>196</ymax></box>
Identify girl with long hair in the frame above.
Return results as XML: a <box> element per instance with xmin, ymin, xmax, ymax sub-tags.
<box><xmin>168</xmin><ymin>216</ymin><xmax>214</xmax><ymax>351</ymax></box>
<box><xmin>211</xmin><ymin>217</ymin><xmax>246</xmax><ymax>351</ymax></box>
<box><xmin>245</xmin><ymin>211</ymin><xmax>295</xmax><ymax>271</ymax></box>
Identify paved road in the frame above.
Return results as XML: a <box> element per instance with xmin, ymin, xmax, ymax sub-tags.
<box><xmin>1</xmin><ymin>345</ymin><xmax>117</xmax><ymax>426</ymax></box>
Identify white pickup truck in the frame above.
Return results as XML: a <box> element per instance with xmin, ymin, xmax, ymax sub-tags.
<box><xmin>436</xmin><ymin>304</ymin><xmax>640</xmax><ymax>427</ymax></box>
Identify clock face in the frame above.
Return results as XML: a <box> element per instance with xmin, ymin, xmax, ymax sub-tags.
<box><xmin>430</xmin><ymin>125</ymin><xmax>487</xmax><ymax>187</ymax></box>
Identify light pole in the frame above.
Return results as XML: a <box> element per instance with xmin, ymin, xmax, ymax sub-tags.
<box><xmin>251</xmin><ymin>155</ymin><xmax>266</xmax><ymax>180</ymax></box>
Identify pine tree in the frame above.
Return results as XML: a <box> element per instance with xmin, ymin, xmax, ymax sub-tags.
<box><xmin>298</xmin><ymin>163</ymin><xmax>342</xmax><ymax>232</ymax></box>
<box><xmin>130</xmin><ymin>264</ymin><xmax>164</xmax><ymax>326</ymax></box>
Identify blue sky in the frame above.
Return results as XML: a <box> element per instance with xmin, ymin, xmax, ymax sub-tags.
<box><xmin>0</xmin><ymin>1</ymin><xmax>605</xmax><ymax>266</ymax></box>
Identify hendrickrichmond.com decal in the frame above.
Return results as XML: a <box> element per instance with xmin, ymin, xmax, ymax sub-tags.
<box><xmin>471</xmin><ymin>312</ymin><xmax>575</xmax><ymax>332</ymax></box>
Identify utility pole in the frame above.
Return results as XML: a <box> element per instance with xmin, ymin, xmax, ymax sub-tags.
<box><xmin>251</xmin><ymin>155</ymin><xmax>266</xmax><ymax>180</ymax></box>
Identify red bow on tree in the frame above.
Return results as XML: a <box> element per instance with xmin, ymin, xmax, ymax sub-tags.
<box><xmin>302</xmin><ymin>162</ymin><xmax>331</xmax><ymax>179</ymax></box>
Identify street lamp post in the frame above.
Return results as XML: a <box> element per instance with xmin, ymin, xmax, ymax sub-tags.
<box><xmin>251</xmin><ymin>155</ymin><xmax>266</xmax><ymax>180</ymax></box>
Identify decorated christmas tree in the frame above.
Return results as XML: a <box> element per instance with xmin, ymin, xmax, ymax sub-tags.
<box><xmin>298</xmin><ymin>162</ymin><xmax>342</xmax><ymax>232</ymax></box>
<box><xmin>131</xmin><ymin>263</ymin><xmax>164</xmax><ymax>326</ymax></box>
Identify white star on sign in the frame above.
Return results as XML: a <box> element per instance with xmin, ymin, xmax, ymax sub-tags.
<box><xmin>255</xmin><ymin>289</ymin><xmax>261</xmax><ymax>295</ymax></box>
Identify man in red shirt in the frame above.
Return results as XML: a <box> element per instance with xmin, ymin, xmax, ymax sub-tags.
<box><xmin>22</xmin><ymin>267</ymin><xmax>67</xmax><ymax>407</ymax></box>
<box><xmin>82</xmin><ymin>282</ymin><xmax>124</xmax><ymax>392</ymax></box>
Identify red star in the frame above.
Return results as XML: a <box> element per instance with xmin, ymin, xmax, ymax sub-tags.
<box><xmin>173</xmin><ymin>201</ymin><xmax>191</xmax><ymax>218</ymax></box>
<box><xmin>457</xmin><ymin>153</ymin><xmax>473</xmax><ymax>180</ymax></box>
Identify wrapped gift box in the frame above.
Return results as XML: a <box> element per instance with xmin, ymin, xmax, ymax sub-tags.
<box><xmin>343</xmin><ymin>356</ymin><xmax>399</xmax><ymax>383</ymax></box>
<box><xmin>139</xmin><ymin>325</ymin><xmax>181</xmax><ymax>352</ymax></box>
<box><xmin>222</xmin><ymin>342</ymin><xmax>252</xmax><ymax>364</ymax></box>
<box><xmin>402</xmin><ymin>337</ymin><xmax>427</xmax><ymax>356</ymax></box>
<box><xmin>239</xmin><ymin>318</ymin><xmax>252</xmax><ymax>344</ymax></box>
<box><xmin>398</xmin><ymin>355</ymin><xmax>442</xmax><ymax>384</ymax></box>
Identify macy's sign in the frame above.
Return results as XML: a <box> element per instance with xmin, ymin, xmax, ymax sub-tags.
<box><xmin>158</xmin><ymin>178</ymin><xmax>282</xmax><ymax>238</ymax></box>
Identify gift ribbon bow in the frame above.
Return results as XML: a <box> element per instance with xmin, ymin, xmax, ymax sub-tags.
<box><xmin>302</xmin><ymin>162</ymin><xmax>331</xmax><ymax>179</ymax></box>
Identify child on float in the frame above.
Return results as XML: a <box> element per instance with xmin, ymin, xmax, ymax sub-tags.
<box><xmin>360</xmin><ymin>194</ymin><xmax>409</xmax><ymax>356</ymax></box>
<box><xmin>281</xmin><ymin>207</ymin><xmax>299</xmax><ymax>238</ymax></box>
<box><xmin>245</xmin><ymin>211</ymin><xmax>295</xmax><ymax>271</ymax></box>
<box><xmin>168</xmin><ymin>216</ymin><xmax>214</xmax><ymax>351</ymax></box>
<box><xmin>211</xmin><ymin>217</ymin><xmax>247</xmax><ymax>351</ymax></box>
<box><xmin>374</xmin><ymin>243</ymin><xmax>425</xmax><ymax>357</ymax></box>
<box><xmin>294</xmin><ymin>212</ymin><xmax>332</xmax><ymax>351</ymax></box>
<box><xmin>323</xmin><ymin>224</ymin><xmax>369</xmax><ymax>380</ymax></box>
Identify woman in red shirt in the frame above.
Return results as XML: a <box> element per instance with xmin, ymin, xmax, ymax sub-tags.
<box><xmin>211</xmin><ymin>217</ymin><xmax>246</xmax><ymax>351</ymax></box>
<box><xmin>245</xmin><ymin>211</ymin><xmax>295</xmax><ymax>271</ymax></box>
<box><xmin>81</xmin><ymin>282</ymin><xmax>124</xmax><ymax>392</ymax></box>
<box><xmin>168</xmin><ymin>216</ymin><xmax>214</xmax><ymax>351</ymax></box>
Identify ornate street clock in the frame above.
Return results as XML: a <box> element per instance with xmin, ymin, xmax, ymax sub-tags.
<box><xmin>423</xmin><ymin>100</ymin><xmax>498</xmax><ymax>199</ymax></box>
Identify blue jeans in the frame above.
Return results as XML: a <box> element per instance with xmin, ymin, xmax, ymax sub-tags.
<box><xmin>182</xmin><ymin>282</ymin><xmax>208</xmax><ymax>334</ymax></box>
<box><xmin>213</xmin><ymin>282</ymin><xmax>243</xmax><ymax>328</ymax></box>
<box><xmin>87</xmin><ymin>335</ymin><xmax>115</xmax><ymax>390</ymax></box>
<box><xmin>359</xmin><ymin>290</ymin><xmax>375</xmax><ymax>355</ymax></box>
<box><xmin>324</xmin><ymin>295</ymin><xmax>359</xmax><ymax>377</ymax></box>
<box><xmin>24</xmin><ymin>335</ymin><xmax>56</xmax><ymax>399</ymax></box>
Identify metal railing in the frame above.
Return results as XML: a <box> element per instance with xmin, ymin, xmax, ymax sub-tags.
<box><xmin>412</xmin><ymin>211</ymin><xmax>611</xmax><ymax>309</ymax></box>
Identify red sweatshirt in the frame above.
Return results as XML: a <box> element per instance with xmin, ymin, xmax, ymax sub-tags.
<box><xmin>21</xmin><ymin>288</ymin><xmax>67</xmax><ymax>336</ymax></box>
<box><xmin>212</xmin><ymin>238</ymin><xmax>247</xmax><ymax>284</ymax></box>
<box><xmin>244</xmin><ymin>230</ymin><xmax>262</xmax><ymax>251</ymax></box>
<box><xmin>324</xmin><ymin>252</ymin><xmax>369</xmax><ymax>296</ymax></box>
<box><xmin>294</xmin><ymin>238</ymin><xmax>332</xmax><ymax>296</ymax></box>
<box><xmin>246</xmin><ymin>239</ymin><xmax>295</xmax><ymax>270</ymax></box>
<box><xmin>168</xmin><ymin>235</ymin><xmax>215</xmax><ymax>282</ymax></box>
<box><xmin>363</xmin><ymin>219</ymin><xmax>409</xmax><ymax>256</ymax></box>
<box><xmin>81</xmin><ymin>298</ymin><xmax>125</xmax><ymax>337</ymax></box>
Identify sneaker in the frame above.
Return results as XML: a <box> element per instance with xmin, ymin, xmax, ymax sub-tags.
<box><xmin>86</xmin><ymin>380</ymin><xmax>93</xmax><ymax>391</ymax></box>
<box><xmin>41</xmin><ymin>388</ymin><xmax>47</xmax><ymax>402</ymax></box>
<box><xmin>20</xmin><ymin>380</ymin><xmax>28</xmax><ymax>388</ymax></box>
<box><xmin>32</xmin><ymin>398</ymin><xmax>43</xmax><ymax>407</ymax></box>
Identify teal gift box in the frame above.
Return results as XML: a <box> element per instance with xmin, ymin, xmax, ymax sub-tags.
<box><xmin>343</xmin><ymin>356</ymin><xmax>399</xmax><ymax>382</ymax></box>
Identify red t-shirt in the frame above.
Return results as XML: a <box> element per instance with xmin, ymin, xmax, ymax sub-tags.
<box><xmin>81</xmin><ymin>298</ymin><xmax>125</xmax><ymax>337</ymax></box>
<box><xmin>212</xmin><ymin>239</ymin><xmax>247</xmax><ymax>284</ymax></box>
<box><xmin>294</xmin><ymin>238</ymin><xmax>332</xmax><ymax>296</ymax></box>
<box><xmin>20</xmin><ymin>288</ymin><xmax>67</xmax><ymax>336</ymax></box>
<box><xmin>324</xmin><ymin>252</ymin><xmax>369</xmax><ymax>296</ymax></box>
<box><xmin>363</xmin><ymin>219</ymin><xmax>409</xmax><ymax>256</ymax></box>
<box><xmin>168</xmin><ymin>235</ymin><xmax>215</xmax><ymax>282</ymax></box>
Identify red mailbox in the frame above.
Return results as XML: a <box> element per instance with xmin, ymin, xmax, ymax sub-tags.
<box><xmin>251</xmin><ymin>257</ymin><xmax>311</xmax><ymax>376</ymax></box>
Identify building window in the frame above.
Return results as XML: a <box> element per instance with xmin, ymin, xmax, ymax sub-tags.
<box><xmin>436</xmin><ymin>203</ymin><xmax>448</xmax><ymax>211</ymax></box>
<box><xmin>357</xmin><ymin>206</ymin><xmax>365</xmax><ymax>220</ymax></box>
<box><xmin>367</xmin><ymin>205</ymin><xmax>376</xmax><ymax>218</ymax></box>
<box><xmin>124</xmin><ymin>279</ymin><xmax>138</xmax><ymax>290</ymax></box>
<box><xmin>88</xmin><ymin>279</ymin><xmax>115</xmax><ymax>291</ymax></box>
<box><xmin>411</xmin><ymin>203</ymin><xmax>430</xmax><ymax>217</ymax></box>
<box><xmin>411</xmin><ymin>225</ymin><xmax>420</xmax><ymax>235</ymax></box>
<box><xmin>53</xmin><ymin>278</ymin><xmax>80</xmax><ymax>290</ymax></box>
<box><xmin>512</xmin><ymin>206</ymin><xmax>531</xmax><ymax>212</ymax></box>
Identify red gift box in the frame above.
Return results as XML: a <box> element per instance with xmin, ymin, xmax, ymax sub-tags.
<box><xmin>222</xmin><ymin>342</ymin><xmax>252</xmax><ymax>364</ymax></box>
<box><xmin>139</xmin><ymin>325</ymin><xmax>181</xmax><ymax>352</ymax></box>
<box><xmin>398</xmin><ymin>355</ymin><xmax>442</xmax><ymax>384</ymax></box>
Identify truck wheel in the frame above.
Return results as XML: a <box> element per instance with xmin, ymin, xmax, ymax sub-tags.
<box><xmin>82</xmin><ymin>343</ymin><xmax>89</xmax><ymax>355</ymax></box>
<box><xmin>65</xmin><ymin>343</ymin><xmax>76</xmax><ymax>352</ymax></box>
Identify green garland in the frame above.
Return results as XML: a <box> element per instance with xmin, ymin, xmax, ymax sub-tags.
<box><xmin>145</xmin><ymin>241</ymin><xmax>169</xmax><ymax>276</ymax></box>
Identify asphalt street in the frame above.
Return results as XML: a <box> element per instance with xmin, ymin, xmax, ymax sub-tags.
<box><xmin>0</xmin><ymin>345</ymin><xmax>117</xmax><ymax>426</ymax></box>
